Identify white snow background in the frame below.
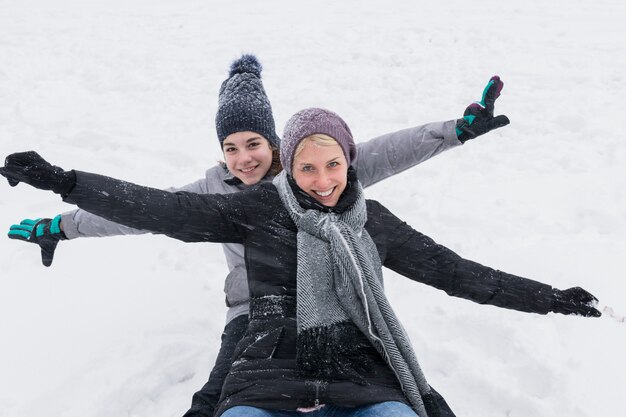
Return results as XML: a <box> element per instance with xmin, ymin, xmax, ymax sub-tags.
<box><xmin>1</xmin><ymin>0</ymin><xmax>625</xmax><ymax>416</ymax></box>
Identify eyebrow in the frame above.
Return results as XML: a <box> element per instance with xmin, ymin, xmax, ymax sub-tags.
<box><xmin>222</xmin><ymin>136</ymin><xmax>263</xmax><ymax>147</ymax></box>
<box><xmin>297</xmin><ymin>157</ymin><xmax>341</xmax><ymax>166</ymax></box>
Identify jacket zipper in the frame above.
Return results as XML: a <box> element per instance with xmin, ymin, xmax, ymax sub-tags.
<box><xmin>314</xmin><ymin>380</ymin><xmax>321</xmax><ymax>407</ymax></box>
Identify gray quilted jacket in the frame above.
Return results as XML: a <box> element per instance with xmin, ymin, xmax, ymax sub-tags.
<box><xmin>61</xmin><ymin>120</ymin><xmax>460</xmax><ymax>323</ymax></box>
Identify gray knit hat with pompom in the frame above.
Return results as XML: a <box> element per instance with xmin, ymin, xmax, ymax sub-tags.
<box><xmin>215</xmin><ymin>54</ymin><xmax>280</xmax><ymax>147</ymax></box>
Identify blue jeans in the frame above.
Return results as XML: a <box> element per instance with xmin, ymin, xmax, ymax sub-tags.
<box><xmin>221</xmin><ymin>401</ymin><xmax>418</xmax><ymax>417</ymax></box>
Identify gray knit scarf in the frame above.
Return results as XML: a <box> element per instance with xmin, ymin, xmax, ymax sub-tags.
<box><xmin>273</xmin><ymin>171</ymin><xmax>437</xmax><ymax>417</ymax></box>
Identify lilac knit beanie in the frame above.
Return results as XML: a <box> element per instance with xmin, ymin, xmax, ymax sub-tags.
<box><xmin>280</xmin><ymin>108</ymin><xmax>357</xmax><ymax>176</ymax></box>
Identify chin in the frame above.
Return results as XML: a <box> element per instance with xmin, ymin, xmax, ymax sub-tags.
<box><xmin>242</xmin><ymin>177</ymin><xmax>260</xmax><ymax>185</ymax></box>
<box><xmin>312</xmin><ymin>196</ymin><xmax>338</xmax><ymax>207</ymax></box>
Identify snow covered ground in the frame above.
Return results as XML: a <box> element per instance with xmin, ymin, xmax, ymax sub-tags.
<box><xmin>1</xmin><ymin>0</ymin><xmax>625</xmax><ymax>416</ymax></box>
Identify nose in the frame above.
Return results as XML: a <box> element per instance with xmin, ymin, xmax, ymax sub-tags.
<box><xmin>239</xmin><ymin>150</ymin><xmax>253</xmax><ymax>163</ymax></box>
<box><xmin>314</xmin><ymin>170</ymin><xmax>332</xmax><ymax>189</ymax></box>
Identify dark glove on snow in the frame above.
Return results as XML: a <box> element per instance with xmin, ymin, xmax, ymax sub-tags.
<box><xmin>0</xmin><ymin>151</ymin><xmax>76</xmax><ymax>197</ymax></box>
<box><xmin>552</xmin><ymin>287</ymin><xmax>601</xmax><ymax>317</ymax></box>
<box><xmin>456</xmin><ymin>75</ymin><xmax>510</xmax><ymax>143</ymax></box>
<box><xmin>9</xmin><ymin>215</ymin><xmax>67</xmax><ymax>267</ymax></box>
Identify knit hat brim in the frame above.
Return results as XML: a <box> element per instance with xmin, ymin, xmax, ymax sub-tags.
<box><xmin>280</xmin><ymin>108</ymin><xmax>356</xmax><ymax>176</ymax></box>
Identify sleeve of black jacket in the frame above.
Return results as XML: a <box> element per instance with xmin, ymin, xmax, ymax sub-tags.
<box><xmin>63</xmin><ymin>171</ymin><xmax>247</xmax><ymax>243</ymax></box>
<box><xmin>373</xmin><ymin>201</ymin><xmax>554</xmax><ymax>315</ymax></box>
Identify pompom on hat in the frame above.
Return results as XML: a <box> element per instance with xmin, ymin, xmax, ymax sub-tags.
<box><xmin>215</xmin><ymin>54</ymin><xmax>280</xmax><ymax>147</ymax></box>
<box><xmin>280</xmin><ymin>108</ymin><xmax>357</xmax><ymax>176</ymax></box>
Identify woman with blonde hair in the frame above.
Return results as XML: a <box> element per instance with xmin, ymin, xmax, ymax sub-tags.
<box><xmin>1</xmin><ymin>107</ymin><xmax>600</xmax><ymax>417</ymax></box>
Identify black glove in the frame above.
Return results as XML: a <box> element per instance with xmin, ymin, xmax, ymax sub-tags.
<box><xmin>552</xmin><ymin>287</ymin><xmax>601</xmax><ymax>317</ymax></box>
<box><xmin>456</xmin><ymin>75</ymin><xmax>510</xmax><ymax>143</ymax></box>
<box><xmin>0</xmin><ymin>151</ymin><xmax>76</xmax><ymax>196</ymax></box>
<box><xmin>9</xmin><ymin>215</ymin><xmax>67</xmax><ymax>267</ymax></box>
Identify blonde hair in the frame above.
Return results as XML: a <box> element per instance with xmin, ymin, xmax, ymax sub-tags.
<box><xmin>293</xmin><ymin>134</ymin><xmax>339</xmax><ymax>160</ymax></box>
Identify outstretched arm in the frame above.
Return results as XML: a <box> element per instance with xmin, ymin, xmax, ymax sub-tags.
<box><xmin>354</xmin><ymin>120</ymin><xmax>460</xmax><ymax>188</ymax></box>
<box><xmin>66</xmin><ymin>171</ymin><xmax>247</xmax><ymax>243</ymax></box>
<box><xmin>7</xmin><ymin>167</ymin><xmax>226</xmax><ymax>266</ymax></box>
<box><xmin>373</xmin><ymin>201</ymin><xmax>600</xmax><ymax>317</ymax></box>
<box><xmin>354</xmin><ymin>76</ymin><xmax>510</xmax><ymax>188</ymax></box>
<box><xmin>59</xmin><ymin>168</ymin><xmax>222</xmax><ymax>239</ymax></box>
<box><xmin>1</xmin><ymin>152</ymin><xmax>247</xmax><ymax>244</ymax></box>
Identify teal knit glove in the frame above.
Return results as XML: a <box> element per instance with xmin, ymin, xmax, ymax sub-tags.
<box><xmin>8</xmin><ymin>215</ymin><xmax>67</xmax><ymax>267</ymax></box>
<box><xmin>456</xmin><ymin>75</ymin><xmax>510</xmax><ymax>143</ymax></box>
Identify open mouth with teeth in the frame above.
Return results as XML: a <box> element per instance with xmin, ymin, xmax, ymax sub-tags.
<box><xmin>314</xmin><ymin>187</ymin><xmax>335</xmax><ymax>198</ymax></box>
<box><xmin>239</xmin><ymin>165</ymin><xmax>258</xmax><ymax>173</ymax></box>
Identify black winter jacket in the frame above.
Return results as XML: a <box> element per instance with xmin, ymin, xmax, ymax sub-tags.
<box><xmin>64</xmin><ymin>170</ymin><xmax>555</xmax><ymax>416</ymax></box>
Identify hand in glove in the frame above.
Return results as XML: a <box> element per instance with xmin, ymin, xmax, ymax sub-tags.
<box><xmin>552</xmin><ymin>287</ymin><xmax>602</xmax><ymax>317</ymax></box>
<box><xmin>0</xmin><ymin>151</ymin><xmax>75</xmax><ymax>196</ymax></box>
<box><xmin>9</xmin><ymin>215</ymin><xmax>67</xmax><ymax>267</ymax></box>
<box><xmin>456</xmin><ymin>75</ymin><xmax>510</xmax><ymax>143</ymax></box>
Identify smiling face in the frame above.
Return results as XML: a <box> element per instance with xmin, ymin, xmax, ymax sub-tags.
<box><xmin>222</xmin><ymin>131</ymin><xmax>274</xmax><ymax>185</ymax></box>
<box><xmin>292</xmin><ymin>136</ymin><xmax>348</xmax><ymax>207</ymax></box>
